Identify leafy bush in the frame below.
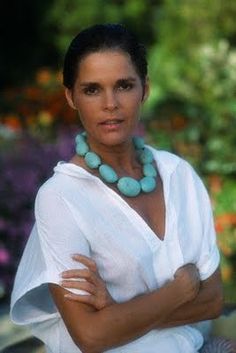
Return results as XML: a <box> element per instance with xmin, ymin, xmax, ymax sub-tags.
<box><xmin>146</xmin><ymin>1</ymin><xmax>236</xmax><ymax>176</ymax></box>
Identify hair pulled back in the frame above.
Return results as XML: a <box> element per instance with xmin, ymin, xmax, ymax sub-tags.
<box><xmin>63</xmin><ymin>24</ymin><xmax>147</xmax><ymax>89</ymax></box>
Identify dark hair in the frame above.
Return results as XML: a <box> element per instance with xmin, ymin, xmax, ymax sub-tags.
<box><xmin>63</xmin><ymin>24</ymin><xmax>147</xmax><ymax>89</ymax></box>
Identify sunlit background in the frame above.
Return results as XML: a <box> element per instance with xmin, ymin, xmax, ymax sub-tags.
<box><xmin>0</xmin><ymin>0</ymin><xmax>236</xmax><ymax>350</ymax></box>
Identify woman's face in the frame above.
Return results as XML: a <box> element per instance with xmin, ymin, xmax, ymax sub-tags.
<box><xmin>65</xmin><ymin>50</ymin><xmax>149</xmax><ymax>148</ymax></box>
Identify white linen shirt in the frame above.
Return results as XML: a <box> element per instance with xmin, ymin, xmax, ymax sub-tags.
<box><xmin>10</xmin><ymin>147</ymin><xmax>220</xmax><ymax>353</ymax></box>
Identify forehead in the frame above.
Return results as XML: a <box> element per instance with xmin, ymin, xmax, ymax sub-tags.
<box><xmin>77</xmin><ymin>50</ymin><xmax>139</xmax><ymax>82</ymax></box>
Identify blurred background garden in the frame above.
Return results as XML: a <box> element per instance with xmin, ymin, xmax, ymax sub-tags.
<box><xmin>0</xmin><ymin>0</ymin><xmax>236</xmax><ymax>312</ymax></box>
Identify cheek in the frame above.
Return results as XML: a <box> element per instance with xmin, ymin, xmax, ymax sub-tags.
<box><xmin>128</xmin><ymin>96</ymin><xmax>143</xmax><ymax>114</ymax></box>
<box><xmin>75</xmin><ymin>97</ymin><xmax>97</xmax><ymax>117</ymax></box>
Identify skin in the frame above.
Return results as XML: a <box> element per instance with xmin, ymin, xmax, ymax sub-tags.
<box><xmin>66</xmin><ymin>50</ymin><xmax>149</xmax><ymax>151</ymax></box>
<box><xmin>49</xmin><ymin>50</ymin><xmax>223</xmax><ymax>353</ymax></box>
<box><xmin>66</xmin><ymin>50</ymin><xmax>165</xmax><ymax>238</ymax></box>
<box><xmin>60</xmin><ymin>255</ymin><xmax>222</xmax><ymax>328</ymax></box>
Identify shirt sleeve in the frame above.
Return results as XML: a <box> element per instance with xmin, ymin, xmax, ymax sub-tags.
<box><xmin>35</xmin><ymin>186</ymin><xmax>91</xmax><ymax>284</ymax></box>
<box><xmin>10</xmin><ymin>185</ymin><xmax>91</xmax><ymax>325</ymax></box>
<box><xmin>191</xmin><ymin>167</ymin><xmax>220</xmax><ymax>281</ymax></box>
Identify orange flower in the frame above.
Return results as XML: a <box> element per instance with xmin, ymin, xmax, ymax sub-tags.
<box><xmin>36</xmin><ymin>68</ymin><xmax>52</xmax><ymax>85</ymax></box>
<box><xmin>4</xmin><ymin>115</ymin><xmax>22</xmax><ymax>131</ymax></box>
<box><xmin>215</xmin><ymin>221</ymin><xmax>224</xmax><ymax>234</ymax></box>
<box><xmin>215</xmin><ymin>214</ymin><xmax>236</xmax><ymax>232</ymax></box>
<box><xmin>208</xmin><ymin>174</ymin><xmax>223</xmax><ymax>194</ymax></box>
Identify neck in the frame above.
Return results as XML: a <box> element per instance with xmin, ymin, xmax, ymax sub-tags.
<box><xmin>87</xmin><ymin>137</ymin><xmax>141</xmax><ymax>173</ymax></box>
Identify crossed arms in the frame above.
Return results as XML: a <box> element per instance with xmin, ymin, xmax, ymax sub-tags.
<box><xmin>49</xmin><ymin>255</ymin><xmax>223</xmax><ymax>353</ymax></box>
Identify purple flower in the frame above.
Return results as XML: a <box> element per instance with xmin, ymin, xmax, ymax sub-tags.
<box><xmin>0</xmin><ymin>127</ymin><xmax>80</xmax><ymax>296</ymax></box>
<box><xmin>0</xmin><ymin>248</ymin><xmax>10</xmax><ymax>265</ymax></box>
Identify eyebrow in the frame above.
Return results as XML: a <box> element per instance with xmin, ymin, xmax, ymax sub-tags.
<box><xmin>79</xmin><ymin>76</ymin><xmax>137</xmax><ymax>87</ymax></box>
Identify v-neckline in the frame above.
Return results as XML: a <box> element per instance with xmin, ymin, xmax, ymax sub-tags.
<box><xmin>63</xmin><ymin>148</ymin><xmax>170</xmax><ymax>244</ymax></box>
<box><xmin>98</xmin><ymin>169</ymin><xmax>169</xmax><ymax>245</ymax></box>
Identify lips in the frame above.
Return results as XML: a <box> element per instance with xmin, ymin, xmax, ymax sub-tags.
<box><xmin>100</xmin><ymin>119</ymin><xmax>124</xmax><ymax>125</ymax></box>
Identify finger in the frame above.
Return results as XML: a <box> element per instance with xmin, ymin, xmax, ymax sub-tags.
<box><xmin>61</xmin><ymin>268</ymin><xmax>91</xmax><ymax>279</ymax></box>
<box><xmin>60</xmin><ymin>280</ymin><xmax>96</xmax><ymax>294</ymax></box>
<box><xmin>64</xmin><ymin>293</ymin><xmax>96</xmax><ymax>307</ymax></box>
<box><xmin>72</xmin><ymin>254</ymin><xmax>97</xmax><ymax>273</ymax></box>
<box><xmin>61</xmin><ymin>266</ymin><xmax>102</xmax><ymax>287</ymax></box>
<box><xmin>61</xmin><ymin>268</ymin><xmax>98</xmax><ymax>284</ymax></box>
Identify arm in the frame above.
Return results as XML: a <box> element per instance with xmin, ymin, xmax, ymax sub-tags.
<box><xmin>50</xmin><ymin>262</ymin><xmax>200</xmax><ymax>353</ymax></box>
<box><xmin>159</xmin><ymin>266</ymin><xmax>223</xmax><ymax>328</ymax></box>
<box><xmin>159</xmin><ymin>160</ymin><xmax>224</xmax><ymax>327</ymax></box>
<box><xmin>61</xmin><ymin>255</ymin><xmax>223</xmax><ymax>329</ymax></box>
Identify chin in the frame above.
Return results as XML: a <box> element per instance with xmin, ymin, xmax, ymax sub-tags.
<box><xmin>100</xmin><ymin>132</ymin><xmax>133</xmax><ymax>147</ymax></box>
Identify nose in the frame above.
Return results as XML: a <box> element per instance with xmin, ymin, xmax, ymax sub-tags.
<box><xmin>103</xmin><ymin>90</ymin><xmax>118</xmax><ymax>112</ymax></box>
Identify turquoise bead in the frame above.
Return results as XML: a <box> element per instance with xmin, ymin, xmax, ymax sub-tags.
<box><xmin>143</xmin><ymin>163</ymin><xmax>157</xmax><ymax>177</ymax></box>
<box><xmin>99</xmin><ymin>164</ymin><xmax>118</xmax><ymax>183</ymax></box>
<box><xmin>75</xmin><ymin>134</ymin><xmax>85</xmax><ymax>144</ymax></box>
<box><xmin>75</xmin><ymin>133</ymin><xmax>157</xmax><ymax>197</ymax></box>
<box><xmin>139</xmin><ymin>147</ymin><xmax>153</xmax><ymax>164</ymax></box>
<box><xmin>140</xmin><ymin>176</ymin><xmax>156</xmax><ymax>193</ymax></box>
<box><xmin>117</xmin><ymin>177</ymin><xmax>141</xmax><ymax>197</ymax></box>
<box><xmin>76</xmin><ymin>141</ymin><xmax>89</xmax><ymax>156</ymax></box>
<box><xmin>84</xmin><ymin>152</ymin><xmax>101</xmax><ymax>169</ymax></box>
<box><xmin>132</xmin><ymin>136</ymin><xmax>145</xmax><ymax>150</ymax></box>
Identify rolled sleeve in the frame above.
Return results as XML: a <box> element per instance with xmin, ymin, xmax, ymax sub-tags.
<box><xmin>195</xmin><ymin>179</ymin><xmax>220</xmax><ymax>281</ymax></box>
<box><xmin>11</xmin><ymin>186</ymin><xmax>91</xmax><ymax>325</ymax></box>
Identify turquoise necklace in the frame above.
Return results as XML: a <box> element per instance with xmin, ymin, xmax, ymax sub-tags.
<box><xmin>75</xmin><ymin>132</ymin><xmax>157</xmax><ymax>197</ymax></box>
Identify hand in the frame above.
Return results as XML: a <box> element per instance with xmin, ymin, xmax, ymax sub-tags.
<box><xmin>174</xmin><ymin>263</ymin><xmax>200</xmax><ymax>303</ymax></box>
<box><xmin>60</xmin><ymin>254</ymin><xmax>115</xmax><ymax>310</ymax></box>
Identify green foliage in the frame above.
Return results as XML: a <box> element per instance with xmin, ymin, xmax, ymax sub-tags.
<box><xmin>146</xmin><ymin>0</ymin><xmax>236</xmax><ymax>176</ymax></box>
<box><xmin>214</xmin><ymin>179</ymin><xmax>236</xmax><ymax>215</ymax></box>
<box><xmin>46</xmin><ymin>0</ymin><xmax>159</xmax><ymax>56</ymax></box>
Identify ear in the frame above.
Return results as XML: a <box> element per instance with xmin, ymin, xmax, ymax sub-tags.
<box><xmin>142</xmin><ymin>77</ymin><xmax>150</xmax><ymax>102</ymax></box>
<box><xmin>65</xmin><ymin>88</ymin><xmax>77</xmax><ymax>110</ymax></box>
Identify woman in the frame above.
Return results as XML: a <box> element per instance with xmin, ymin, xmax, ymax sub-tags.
<box><xmin>11</xmin><ymin>24</ymin><xmax>224</xmax><ymax>353</ymax></box>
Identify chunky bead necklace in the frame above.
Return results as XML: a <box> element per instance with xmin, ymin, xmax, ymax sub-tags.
<box><xmin>75</xmin><ymin>132</ymin><xmax>157</xmax><ymax>197</ymax></box>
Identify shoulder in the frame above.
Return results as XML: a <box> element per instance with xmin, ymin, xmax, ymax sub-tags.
<box><xmin>34</xmin><ymin>169</ymin><xmax>75</xmax><ymax>220</ymax></box>
<box><xmin>36</xmin><ymin>162</ymin><xmax>87</xmax><ymax>201</ymax></box>
<box><xmin>148</xmin><ymin>145</ymin><xmax>207</xmax><ymax>194</ymax></box>
<box><xmin>147</xmin><ymin>145</ymin><xmax>195</xmax><ymax>177</ymax></box>
<box><xmin>35</xmin><ymin>175</ymin><xmax>63</xmax><ymax>213</ymax></box>
<box><xmin>152</xmin><ymin>148</ymin><xmax>182</xmax><ymax>169</ymax></box>
<box><xmin>35</xmin><ymin>162</ymin><xmax>95</xmax><ymax>219</ymax></box>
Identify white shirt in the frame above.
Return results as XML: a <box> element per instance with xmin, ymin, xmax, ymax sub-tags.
<box><xmin>10</xmin><ymin>147</ymin><xmax>220</xmax><ymax>353</ymax></box>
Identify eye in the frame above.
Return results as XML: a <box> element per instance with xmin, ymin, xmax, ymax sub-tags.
<box><xmin>117</xmin><ymin>81</ymin><xmax>134</xmax><ymax>91</ymax></box>
<box><xmin>83</xmin><ymin>85</ymin><xmax>99</xmax><ymax>95</ymax></box>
